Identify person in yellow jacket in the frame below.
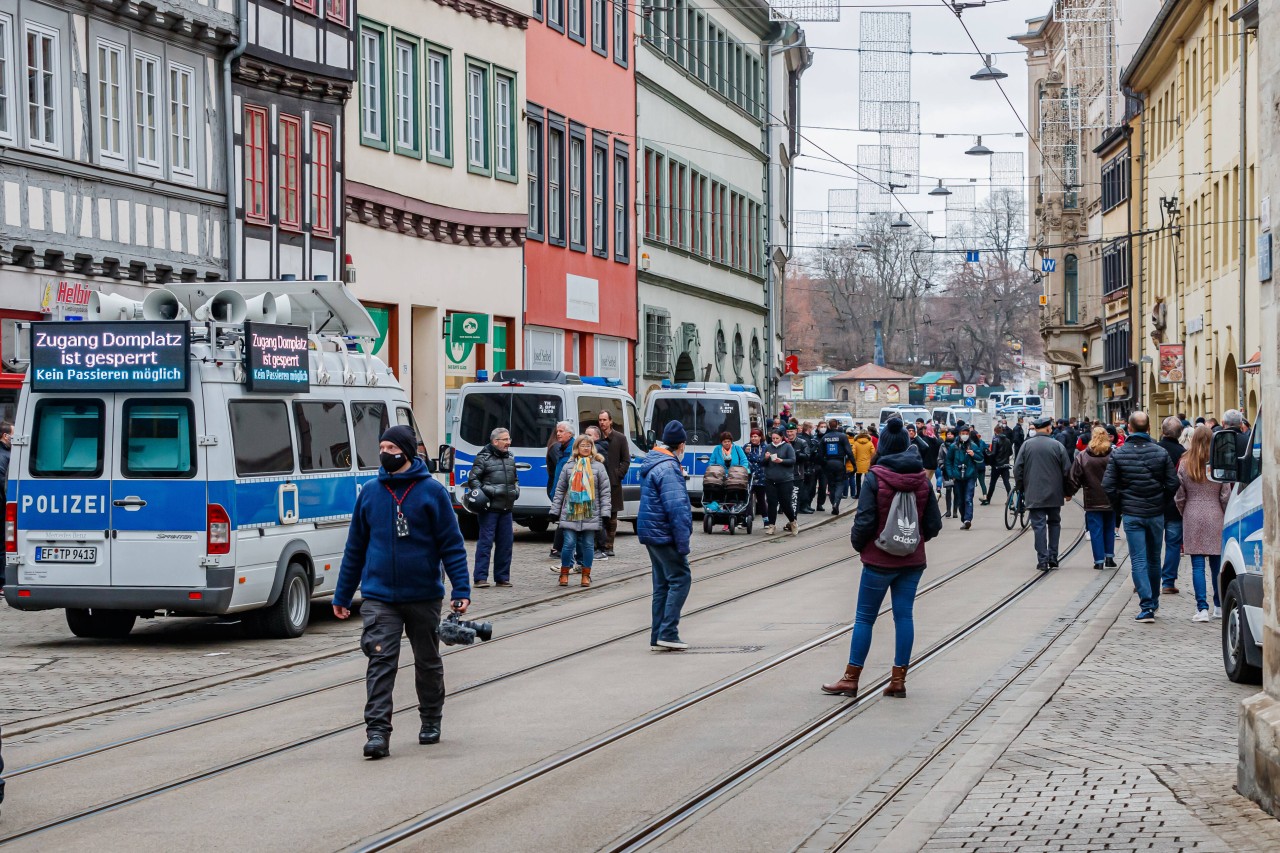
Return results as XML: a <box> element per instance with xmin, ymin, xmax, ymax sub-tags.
<box><xmin>850</xmin><ymin>429</ymin><xmax>876</xmax><ymax>498</ymax></box>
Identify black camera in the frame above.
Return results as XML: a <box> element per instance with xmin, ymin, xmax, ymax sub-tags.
<box><xmin>439</xmin><ymin>611</ymin><xmax>493</xmax><ymax>646</ymax></box>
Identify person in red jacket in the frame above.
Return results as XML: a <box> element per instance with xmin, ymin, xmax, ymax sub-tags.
<box><xmin>821</xmin><ymin>419</ymin><xmax>943</xmax><ymax>700</ymax></box>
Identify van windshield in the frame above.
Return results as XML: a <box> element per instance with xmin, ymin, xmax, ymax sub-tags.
<box><xmin>460</xmin><ymin>392</ymin><xmax>564</xmax><ymax>448</ymax></box>
<box><xmin>651</xmin><ymin>397</ymin><xmax>741</xmax><ymax>444</ymax></box>
<box><xmin>1025</xmin><ymin>396</ymin><xmax>1042</xmax><ymax>406</ymax></box>
<box><xmin>31</xmin><ymin>400</ymin><xmax>105</xmax><ymax>478</ymax></box>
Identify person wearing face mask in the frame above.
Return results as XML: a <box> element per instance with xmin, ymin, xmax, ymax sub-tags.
<box><xmin>763</xmin><ymin>429</ymin><xmax>799</xmax><ymax>534</ymax></box>
<box><xmin>943</xmin><ymin>425</ymin><xmax>984</xmax><ymax>529</ymax></box>
<box><xmin>466</xmin><ymin>427</ymin><xmax>519</xmax><ymax>588</ymax></box>
<box><xmin>639</xmin><ymin>421</ymin><xmax>694</xmax><ymax>649</ymax></box>
<box><xmin>813</xmin><ymin>422</ymin><xmax>831</xmax><ymax>510</ymax></box>
<box><xmin>744</xmin><ymin>428</ymin><xmax>769</xmax><ymax>521</ymax></box>
<box><xmin>332</xmin><ymin>426</ymin><xmax>471</xmax><ymax>759</ymax></box>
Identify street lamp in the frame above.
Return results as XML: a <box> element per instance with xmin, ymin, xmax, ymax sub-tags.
<box><xmin>928</xmin><ymin>179</ymin><xmax>952</xmax><ymax>197</ymax></box>
<box><xmin>966</xmin><ymin>136</ymin><xmax>993</xmax><ymax>156</ymax></box>
<box><xmin>855</xmin><ymin>240</ymin><xmax>873</xmax><ymax>252</ymax></box>
<box><xmin>890</xmin><ymin>214</ymin><xmax>911</xmax><ymax>230</ymax></box>
<box><xmin>970</xmin><ymin>54</ymin><xmax>1008</xmax><ymax>81</ymax></box>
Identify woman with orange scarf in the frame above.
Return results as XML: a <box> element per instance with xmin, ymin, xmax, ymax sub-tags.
<box><xmin>549</xmin><ymin>435</ymin><xmax>611</xmax><ymax>587</ymax></box>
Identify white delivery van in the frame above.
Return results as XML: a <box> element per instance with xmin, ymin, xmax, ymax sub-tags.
<box><xmin>997</xmin><ymin>394</ymin><xmax>1044</xmax><ymax>418</ymax></box>
<box><xmin>1209</xmin><ymin>419</ymin><xmax>1264</xmax><ymax>683</ymax></box>
<box><xmin>932</xmin><ymin>406</ymin><xmax>994</xmax><ymax>436</ymax></box>
<box><xmin>642</xmin><ymin>382</ymin><xmax>765</xmax><ymax>505</ymax></box>
<box><xmin>4</xmin><ymin>281</ymin><xmax>419</xmax><ymax>640</ymax></box>
<box><xmin>878</xmin><ymin>406</ymin><xmax>929</xmax><ymax>427</ymax></box>
<box><xmin>448</xmin><ymin>371</ymin><xmax>646</xmax><ymax>535</ymax></box>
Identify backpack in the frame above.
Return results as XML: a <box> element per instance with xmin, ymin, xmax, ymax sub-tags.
<box><xmin>875</xmin><ymin>488</ymin><xmax>921</xmax><ymax>556</ymax></box>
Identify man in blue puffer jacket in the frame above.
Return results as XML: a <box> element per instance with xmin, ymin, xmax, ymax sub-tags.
<box><xmin>333</xmin><ymin>425</ymin><xmax>471</xmax><ymax>760</ymax></box>
<box><xmin>638</xmin><ymin>420</ymin><xmax>693</xmax><ymax>651</ymax></box>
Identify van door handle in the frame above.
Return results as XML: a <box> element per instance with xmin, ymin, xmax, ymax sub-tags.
<box><xmin>696</xmin><ymin>455</ymin><xmax>710</xmax><ymax>463</ymax></box>
<box><xmin>113</xmin><ymin>497</ymin><xmax>147</xmax><ymax>511</ymax></box>
<box><xmin>515</xmin><ymin>463</ymin><xmax>533</xmax><ymax>471</ymax></box>
<box><xmin>278</xmin><ymin>483</ymin><xmax>299</xmax><ymax>525</ymax></box>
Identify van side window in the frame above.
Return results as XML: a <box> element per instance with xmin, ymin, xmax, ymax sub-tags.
<box><xmin>460</xmin><ymin>394</ymin><xmax>507</xmax><ymax>447</ymax></box>
<box><xmin>230</xmin><ymin>401</ymin><xmax>294</xmax><ymax>476</ymax></box>
<box><xmin>294</xmin><ymin>401</ymin><xmax>353</xmax><ymax>471</ymax></box>
<box><xmin>626</xmin><ymin>400</ymin><xmax>644</xmax><ymax>450</ymax></box>
<box><xmin>352</xmin><ymin>402</ymin><xmax>389</xmax><ymax>469</ymax></box>
<box><xmin>509</xmin><ymin>394</ymin><xmax>562</xmax><ymax>446</ymax></box>
<box><xmin>395</xmin><ymin>407</ymin><xmax>424</xmax><ymax>449</ymax></box>
<box><xmin>122</xmin><ymin>400</ymin><xmax>196</xmax><ymax>478</ymax></box>
<box><xmin>748</xmin><ymin>401</ymin><xmax>763</xmax><ymax>431</ymax></box>
<box><xmin>579</xmin><ymin>396</ymin><xmax>622</xmax><ymax>435</ymax></box>
<box><xmin>31</xmin><ymin>400</ymin><xmax>105</xmax><ymax>478</ymax></box>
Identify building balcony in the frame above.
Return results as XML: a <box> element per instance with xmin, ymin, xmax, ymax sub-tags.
<box><xmin>1041</xmin><ymin>305</ymin><xmax>1102</xmax><ymax>368</ymax></box>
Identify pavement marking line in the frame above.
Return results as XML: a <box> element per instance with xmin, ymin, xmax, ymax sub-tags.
<box><xmin>867</xmin><ymin>558</ymin><xmax>1136</xmax><ymax>853</ymax></box>
<box><xmin>3</xmin><ymin>510</ymin><xmax>856</xmax><ymax>740</ymax></box>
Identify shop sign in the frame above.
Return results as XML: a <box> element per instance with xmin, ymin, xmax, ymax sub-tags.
<box><xmin>244</xmin><ymin>321</ymin><xmax>310</xmax><ymax>392</ymax></box>
<box><xmin>39</xmin><ymin>280</ymin><xmax>96</xmax><ymax>312</ymax></box>
<box><xmin>449</xmin><ymin>313</ymin><xmax>489</xmax><ymax>346</ymax></box>
<box><xmin>30</xmin><ymin>321</ymin><xmax>189</xmax><ymax>392</ymax></box>
<box><xmin>1158</xmin><ymin>344</ymin><xmax>1185</xmax><ymax>384</ymax></box>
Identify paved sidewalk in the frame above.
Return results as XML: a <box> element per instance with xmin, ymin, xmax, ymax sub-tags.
<box><xmin>918</xmin><ymin>569</ymin><xmax>1280</xmax><ymax>852</ymax></box>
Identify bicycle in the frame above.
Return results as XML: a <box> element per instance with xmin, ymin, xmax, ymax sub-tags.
<box><xmin>1004</xmin><ymin>488</ymin><xmax>1029</xmax><ymax>530</ymax></box>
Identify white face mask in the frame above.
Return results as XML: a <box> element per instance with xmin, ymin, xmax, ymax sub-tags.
<box><xmin>960</xmin><ymin>433</ymin><xmax>970</xmax><ymax>442</ymax></box>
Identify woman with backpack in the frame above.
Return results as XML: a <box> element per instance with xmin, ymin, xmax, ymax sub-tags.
<box><xmin>1175</xmin><ymin>425</ymin><xmax>1233</xmax><ymax>621</ymax></box>
<box><xmin>1069</xmin><ymin>426</ymin><xmax>1117</xmax><ymax>571</ymax></box>
<box><xmin>822</xmin><ymin>419</ymin><xmax>943</xmax><ymax>700</ymax></box>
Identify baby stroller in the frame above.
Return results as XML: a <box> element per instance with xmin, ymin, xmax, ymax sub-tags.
<box><xmin>701</xmin><ymin>464</ymin><xmax>755</xmax><ymax>535</ymax></box>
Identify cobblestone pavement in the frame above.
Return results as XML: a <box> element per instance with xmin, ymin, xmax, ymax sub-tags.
<box><xmin>916</xmin><ymin>562</ymin><xmax>1280</xmax><ymax>853</ymax></box>
<box><xmin>0</xmin><ymin>508</ymin><xmax>847</xmax><ymax>726</ymax></box>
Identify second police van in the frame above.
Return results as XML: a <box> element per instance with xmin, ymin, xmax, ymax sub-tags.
<box><xmin>4</xmin><ymin>282</ymin><xmax>419</xmax><ymax>640</ymax></box>
<box><xmin>642</xmin><ymin>382</ymin><xmax>765</xmax><ymax>505</ymax></box>
<box><xmin>448</xmin><ymin>371</ymin><xmax>647</xmax><ymax>535</ymax></box>
<box><xmin>1209</xmin><ymin>419</ymin><xmax>1264</xmax><ymax>683</ymax></box>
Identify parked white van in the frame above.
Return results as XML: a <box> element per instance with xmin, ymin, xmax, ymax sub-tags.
<box><xmin>932</xmin><ymin>406</ymin><xmax>994</xmax><ymax>436</ymax></box>
<box><xmin>1209</xmin><ymin>420</ymin><xmax>1264</xmax><ymax>683</ymax></box>
<box><xmin>878</xmin><ymin>405</ymin><xmax>929</xmax><ymax>427</ymax></box>
<box><xmin>4</xmin><ymin>282</ymin><xmax>415</xmax><ymax>640</ymax></box>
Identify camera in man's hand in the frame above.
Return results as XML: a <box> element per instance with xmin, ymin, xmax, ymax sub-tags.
<box><xmin>439</xmin><ymin>611</ymin><xmax>494</xmax><ymax>645</ymax></box>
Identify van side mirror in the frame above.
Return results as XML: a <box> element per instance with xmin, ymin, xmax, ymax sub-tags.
<box><xmin>646</xmin><ymin>429</ymin><xmax>657</xmax><ymax>448</ymax></box>
<box><xmin>1209</xmin><ymin>430</ymin><xmax>1238</xmax><ymax>482</ymax></box>
<box><xmin>436</xmin><ymin>445</ymin><xmax>455</xmax><ymax>473</ymax></box>
<box><xmin>427</xmin><ymin>458</ymin><xmax>439</xmax><ymax>474</ymax></box>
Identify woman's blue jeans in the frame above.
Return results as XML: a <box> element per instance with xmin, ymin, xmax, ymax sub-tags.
<box><xmin>1190</xmin><ymin>554</ymin><xmax>1221</xmax><ymax>611</ymax></box>
<box><xmin>1085</xmin><ymin>510</ymin><xmax>1116</xmax><ymax>564</ymax></box>
<box><xmin>848</xmin><ymin>566</ymin><xmax>924</xmax><ymax>668</ymax></box>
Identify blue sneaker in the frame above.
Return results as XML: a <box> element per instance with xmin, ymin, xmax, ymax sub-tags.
<box><xmin>1135</xmin><ymin>610</ymin><xmax>1155</xmax><ymax>623</ymax></box>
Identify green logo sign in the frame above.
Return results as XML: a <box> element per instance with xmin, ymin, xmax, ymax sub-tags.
<box><xmin>450</xmin><ymin>313</ymin><xmax>489</xmax><ymax>345</ymax></box>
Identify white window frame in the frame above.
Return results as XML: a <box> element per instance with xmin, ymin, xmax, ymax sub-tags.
<box><xmin>23</xmin><ymin>21</ymin><xmax>60</xmax><ymax>152</ymax></box>
<box><xmin>591</xmin><ymin>0</ymin><xmax>606</xmax><ymax>52</ymax></box>
<box><xmin>392</xmin><ymin>36</ymin><xmax>416</xmax><ymax>153</ymax></box>
<box><xmin>359</xmin><ymin>28</ymin><xmax>384</xmax><ymax>144</ymax></box>
<box><xmin>0</xmin><ymin>14</ymin><xmax>13</xmax><ymax>142</ymax></box>
<box><xmin>95</xmin><ymin>38</ymin><xmax>127</xmax><ymax>163</ymax></box>
<box><xmin>569</xmin><ymin>136</ymin><xmax>584</xmax><ymax>247</ymax></box>
<box><xmin>548</xmin><ymin>126</ymin><xmax>563</xmax><ymax>242</ymax></box>
<box><xmin>133</xmin><ymin>50</ymin><xmax>162</xmax><ymax>171</ymax></box>
<box><xmin>592</xmin><ymin>144</ymin><xmax>606</xmax><ymax>254</ymax></box>
<box><xmin>614</xmin><ymin>153</ymin><xmax>626</xmax><ymax>254</ymax></box>
<box><xmin>426</xmin><ymin>49</ymin><xmax>448</xmax><ymax>160</ymax></box>
<box><xmin>494</xmin><ymin>73</ymin><xmax>514</xmax><ymax>178</ymax></box>
<box><xmin>466</xmin><ymin>64</ymin><xmax>488</xmax><ymax>171</ymax></box>
<box><xmin>568</xmin><ymin>0</ymin><xmax>583</xmax><ymax>38</ymax></box>
<box><xmin>168</xmin><ymin>61</ymin><xmax>195</xmax><ymax>180</ymax></box>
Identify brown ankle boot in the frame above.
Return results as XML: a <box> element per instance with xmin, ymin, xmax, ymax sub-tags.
<box><xmin>580</xmin><ymin>567</ymin><xmax>591</xmax><ymax>587</ymax></box>
<box><xmin>884</xmin><ymin>665</ymin><xmax>908</xmax><ymax>698</ymax></box>
<box><xmin>821</xmin><ymin>664</ymin><xmax>862</xmax><ymax>697</ymax></box>
<box><xmin>559</xmin><ymin>568</ymin><xmax>570</xmax><ymax>587</ymax></box>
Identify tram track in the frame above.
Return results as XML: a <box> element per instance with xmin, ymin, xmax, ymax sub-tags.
<box><xmin>5</xmin><ymin>530</ymin><xmax>849</xmax><ymax>780</ymax></box>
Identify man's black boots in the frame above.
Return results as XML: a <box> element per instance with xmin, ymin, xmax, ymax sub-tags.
<box><xmin>364</xmin><ymin>732</ymin><xmax>390</xmax><ymax>759</ymax></box>
<box><xmin>419</xmin><ymin>722</ymin><xmax>441</xmax><ymax>745</ymax></box>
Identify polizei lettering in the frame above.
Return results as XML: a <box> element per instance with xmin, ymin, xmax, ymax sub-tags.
<box><xmin>21</xmin><ymin>494</ymin><xmax>106</xmax><ymax>515</ymax></box>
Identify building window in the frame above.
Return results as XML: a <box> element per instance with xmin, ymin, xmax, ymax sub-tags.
<box><xmin>548</xmin><ymin>123</ymin><xmax>565</xmax><ymax>245</ymax></box>
<box><xmin>548</xmin><ymin>0</ymin><xmax>564</xmax><ymax>32</ymax></box>
<box><xmin>1104</xmin><ymin>321</ymin><xmax>1131</xmax><ymax>373</ymax></box>
<box><xmin>644</xmin><ymin>307</ymin><xmax>672</xmax><ymax>376</ymax></box>
<box><xmin>591</xmin><ymin>0</ymin><xmax>607</xmax><ymax>54</ymax></box>
<box><xmin>133</xmin><ymin>52</ymin><xmax>161</xmax><ymax>169</ymax></box>
<box><xmin>311</xmin><ymin>122</ymin><xmax>333</xmax><ymax>236</ymax></box>
<box><xmin>168</xmin><ymin>62</ymin><xmax>195</xmax><ymax>179</ymax></box>
<box><xmin>392</xmin><ymin>36</ymin><xmax>418</xmax><ymax>156</ymax></box>
<box><xmin>96</xmin><ymin>40</ymin><xmax>126</xmax><ymax>161</ymax></box>
<box><xmin>1101</xmin><ymin>151</ymin><xmax>1130</xmax><ymax>212</ymax></box>
<box><xmin>613</xmin><ymin>143</ymin><xmax>629</xmax><ymax>262</ymax></box>
<box><xmin>532</xmin><ymin>0</ymin><xmax>543</xmax><ymax>21</ymax></box>
<box><xmin>592</xmin><ymin>139</ymin><xmax>608</xmax><ymax>257</ymax></box>
<box><xmin>24</xmin><ymin>23</ymin><xmax>59</xmax><ymax>151</ymax></box>
<box><xmin>568</xmin><ymin>0</ymin><xmax>584</xmax><ymax>42</ymax></box>
<box><xmin>359</xmin><ymin>26</ymin><xmax>385</xmax><ymax>147</ymax></box>
<box><xmin>426</xmin><ymin>48</ymin><xmax>450</xmax><ymax>163</ymax></box>
<box><xmin>466</xmin><ymin>62</ymin><xmax>489</xmax><ymax>174</ymax></box>
<box><xmin>0</xmin><ymin>15</ymin><xmax>13</xmax><ymax>141</ymax></box>
<box><xmin>279</xmin><ymin>114</ymin><xmax>302</xmax><ymax>231</ymax></box>
<box><xmin>569</xmin><ymin>132</ymin><xmax>585</xmax><ymax>250</ymax></box>
<box><xmin>326</xmin><ymin>0</ymin><xmax>348</xmax><ymax>25</ymax></box>
<box><xmin>1102</xmin><ymin>239</ymin><xmax>1130</xmax><ymax>297</ymax></box>
<box><xmin>527</xmin><ymin>114</ymin><xmax>543</xmax><ymax>240</ymax></box>
<box><xmin>1064</xmin><ymin>254</ymin><xmax>1079</xmax><ymax>324</ymax></box>
<box><xmin>494</xmin><ymin>72</ymin><xmax>516</xmax><ymax>180</ymax></box>
<box><xmin>295</xmin><ymin>0</ymin><xmax>318</xmax><ymax>13</ymax></box>
<box><xmin>243</xmin><ymin>104</ymin><xmax>269</xmax><ymax>225</ymax></box>
<box><xmin>613</xmin><ymin>0</ymin><xmax>628</xmax><ymax>65</ymax></box>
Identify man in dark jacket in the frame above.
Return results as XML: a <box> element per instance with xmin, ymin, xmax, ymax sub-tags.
<box><xmin>797</xmin><ymin>422</ymin><xmax>820</xmax><ymax>514</ymax></box>
<box><xmin>820</xmin><ymin>419</ymin><xmax>856</xmax><ymax>515</ymax></box>
<box><xmin>597</xmin><ymin>410</ymin><xmax>630</xmax><ymax>556</ymax></box>
<box><xmin>1157</xmin><ymin>416</ymin><xmax>1186</xmax><ymax>595</ymax></box>
<box><xmin>333</xmin><ymin>425</ymin><xmax>471</xmax><ymax>759</ymax></box>
<box><xmin>1010</xmin><ymin>416</ymin><xmax>1026</xmax><ymax>458</ymax></box>
<box><xmin>1102</xmin><ymin>411</ymin><xmax>1179</xmax><ymax>623</ymax></box>
<box><xmin>1053</xmin><ymin>420</ymin><xmax>1076</xmax><ymax>458</ymax></box>
<box><xmin>1222</xmin><ymin>409</ymin><xmax>1251</xmax><ymax>460</ymax></box>
<box><xmin>546</xmin><ymin>421</ymin><xmax>574</xmax><ymax>559</ymax></box>
<box><xmin>915</xmin><ymin>419</ymin><xmax>942</xmax><ymax>485</ymax></box>
<box><xmin>467</xmin><ymin>428</ymin><xmax>519</xmax><ymax>588</ymax></box>
<box><xmin>638</xmin><ymin>420</ymin><xmax>693</xmax><ymax>650</ymax></box>
<box><xmin>1015</xmin><ymin>416</ymin><xmax>1072</xmax><ymax>570</ymax></box>
<box><xmin>980</xmin><ymin>423</ymin><xmax>1014</xmax><ymax>505</ymax></box>
<box><xmin>785</xmin><ymin>425</ymin><xmax>809</xmax><ymax>519</ymax></box>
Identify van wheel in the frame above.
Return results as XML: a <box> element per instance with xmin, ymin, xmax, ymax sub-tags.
<box><xmin>251</xmin><ymin>563</ymin><xmax>311</xmax><ymax>639</ymax></box>
<box><xmin>66</xmin><ymin>608</ymin><xmax>136</xmax><ymax>639</ymax></box>
<box><xmin>1223</xmin><ymin>579</ymin><xmax>1261</xmax><ymax>684</ymax></box>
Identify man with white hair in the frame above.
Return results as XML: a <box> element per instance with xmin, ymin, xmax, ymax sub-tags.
<box><xmin>547</xmin><ymin>421</ymin><xmax>575</xmax><ymax>561</ymax></box>
<box><xmin>1222</xmin><ymin>409</ymin><xmax>1251</xmax><ymax>460</ymax></box>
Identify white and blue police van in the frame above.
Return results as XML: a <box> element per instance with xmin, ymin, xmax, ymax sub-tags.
<box><xmin>3</xmin><ymin>281</ymin><xmax>421</xmax><ymax>640</ymax></box>
<box><xmin>1209</xmin><ymin>419</ymin><xmax>1264</xmax><ymax>683</ymax></box>
<box><xmin>447</xmin><ymin>370</ymin><xmax>647</xmax><ymax>536</ymax></box>
<box><xmin>642</xmin><ymin>382</ymin><xmax>765</xmax><ymax>506</ymax></box>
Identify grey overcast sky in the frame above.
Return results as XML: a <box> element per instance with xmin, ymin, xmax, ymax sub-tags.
<box><xmin>792</xmin><ymin>0</ymin><xmax>1040</xmax><ymax>244</ymax></box>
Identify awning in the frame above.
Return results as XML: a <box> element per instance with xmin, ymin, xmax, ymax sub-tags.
<box><xmin>1244</xmin><ymin>351</ymin><xmax>1261</xmax><ymax>374</ymax></box>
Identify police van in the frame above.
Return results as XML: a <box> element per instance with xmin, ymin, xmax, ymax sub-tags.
<box><xmin>3</xmin><ymin>281</ymin><xmax>419</xmax><ymax>640</ymax></box>
<box><xmin>448</xmin><ymin>371</ymin><xmax>646</xmax><ymax>535</ymax></box>
<box><xmin>1209</xmin><ymin>419</ymin><xmax>1264</xmax><ymax>683</ymax></box>
<box><xmin>642</xmin><ymin>382</ymin><xmax>765</xmax><ymax>505</ymax></box>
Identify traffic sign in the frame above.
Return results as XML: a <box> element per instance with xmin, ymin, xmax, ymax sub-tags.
<box><xmin>963</xmin><ymin>383</ymin><xmax>977</xmax><ymax>397</ymax></box>
<box><xmin>1041</xmin><ymin>258</ymin><xmax>1057</xmax><ymax>273</ymax></box>
<box><xmin>964</xmin><ymin>397</ymin><xmax>976</xmax><ymax>408</ymax></box>
<box><xmin>965</xmin><ymin>250</ymin><xmax>980</xmax><ymax>263</ymax></box>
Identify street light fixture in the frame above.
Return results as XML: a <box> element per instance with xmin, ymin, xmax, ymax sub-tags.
<box><xmin>855</xmin><ymin>240</ymin><xmax>873</xmax><ymax>252</ymax></box>
<box><xmin>965</xmin><ymin>136</ymin><xmax>993</xmax><ymax>156</ymax></box>
<box><xmin>891</xmin><ymin>214</ymin><xmax>911</xmax><ymax>230</ymax></box>
<box><xmin>928</xmin><ymin>180</ymin><xmax>952</xmax><ymax>197</ymax></box>
<box><xmin>970</xmin><ymin>54</ymin><xmax>1008</xmax><ymax>81</ymax></box>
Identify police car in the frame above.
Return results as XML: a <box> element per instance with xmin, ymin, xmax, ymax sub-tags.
<box><xmin>642</xmin><ymin>382</ymin><xmax>765</xmax><ymax>505</ymax></box>
<box><xmin>1209</xmin><ymin>419</ymin><xmax>1264</xmax><ymax>683</ymax></box>
<box><xmin>4</xmin><ymin>281</ymin><xmax>419</xmax><ymax>640</ymax></box>
<box><xmin>447</xmin><ymin>370</ymin><xmax>646</xmax><ymax>535</ymax></box>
